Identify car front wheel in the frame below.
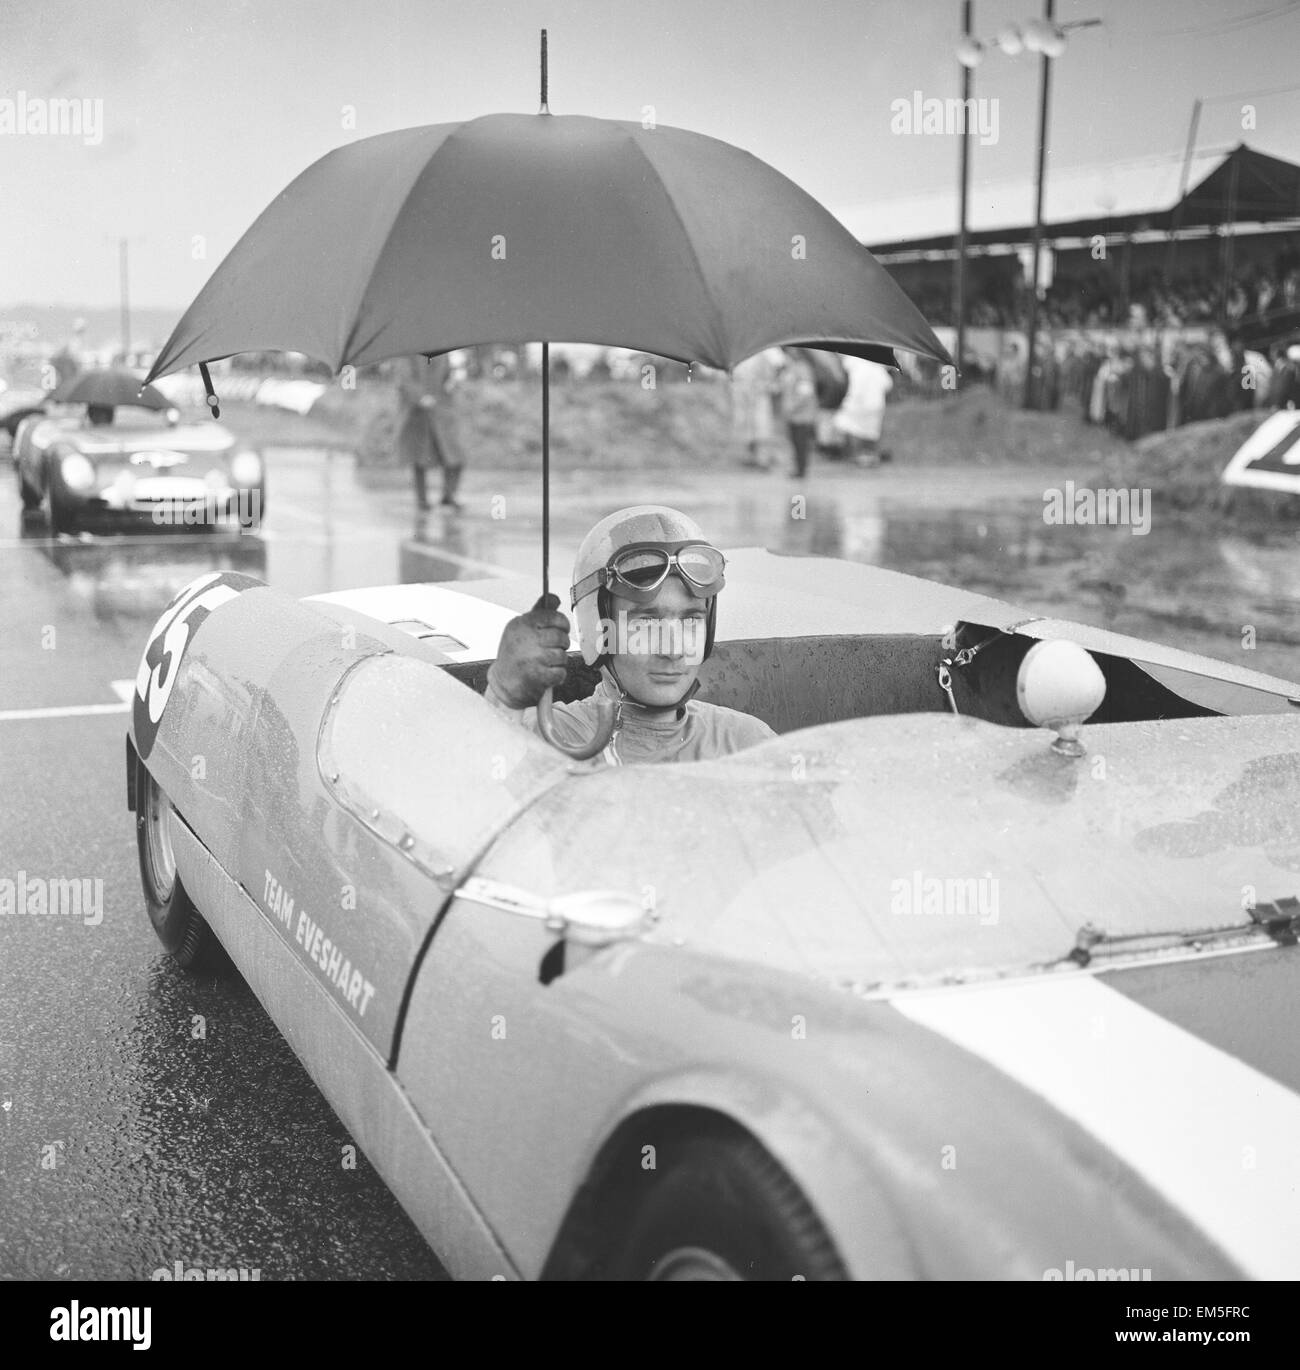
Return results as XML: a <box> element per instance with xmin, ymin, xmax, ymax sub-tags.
<box><xmin>607</xmin><ymin>1133</ymin><xmax>847</xmax><ymax>1281</ymax></box>
<box><xmin>135</xmin><ymin>759</ymin><xmax>227</xmax><ymax>973</ymax></box>
<box><xmin>48</xmin><ymin>488</ymin><xmax>76</xmax><ymax>535</ymax></box>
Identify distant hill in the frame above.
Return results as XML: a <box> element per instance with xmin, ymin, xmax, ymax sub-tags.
<box><xmin>0</xmin><ymin>303</ymin><xmax>185</xmax><ymax>352</ymax></box>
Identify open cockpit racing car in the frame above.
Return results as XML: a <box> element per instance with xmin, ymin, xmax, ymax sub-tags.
<box><xmin>125</xmin><ymin>551</ymin><xmax>1300</xmax><ymax>1281</ymax></box>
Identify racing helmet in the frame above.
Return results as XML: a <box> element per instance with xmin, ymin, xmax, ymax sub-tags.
<box><xmin>570</xmin><ymin>505</ymin><xmax>725</xmax><ymax>667</ymax></box>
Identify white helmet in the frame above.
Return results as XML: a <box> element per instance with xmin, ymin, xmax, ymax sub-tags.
<box><xmin>570</xmin><ymin>505</ymin><xmax>725</xmax><ymax>667</ymax></box>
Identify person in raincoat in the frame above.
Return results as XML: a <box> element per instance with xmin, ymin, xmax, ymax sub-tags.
<box><xmin>833</xmin><ymin>356</ymin><xmax>894</xmax><ymax>467</ymax></box>
<box><xmin>729</xmin><ymin>347</ymin><xmax>785</xmax><ymax>470</ymax></box>
<box><xmin>395</xmin><ymin>353</ymin><xmax>465</xmax><ymax>511</ymax></box>
<box><xmin>779</xmin><ymin>347</ymin><xmax>820</xmax><ymax>479</ymax></box>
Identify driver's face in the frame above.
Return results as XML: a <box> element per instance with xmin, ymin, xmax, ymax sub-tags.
<box><xmin>609</xmin><ymin>575</ymin><xmax>708</xmax><ymax>708</ymax></box>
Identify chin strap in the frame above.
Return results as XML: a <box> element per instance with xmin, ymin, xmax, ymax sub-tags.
<box><xmin>600</xmin><ymin>663</ymin><xmax>701</xmax><ymax>720</ymax></box>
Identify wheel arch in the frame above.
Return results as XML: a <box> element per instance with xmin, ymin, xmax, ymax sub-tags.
<box><xmin>540</xmin><ymin>1069</ymin><xmax>916</xmax><ymax>1281</ymax></box>
<box><xmin>542</xmin><ymin>1104</ymin><xmax>771</xmax><ymax>1279</ymax></box>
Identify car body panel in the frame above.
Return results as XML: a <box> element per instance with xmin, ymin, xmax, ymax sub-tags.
<box><xmin>465</xmin><ymin>709</ymin><xmax>1300</xmax><ymax>990</ymax></box>
<box><xmin>896</xmin><ymin>953</ymin><xmax>1300</xmax><ymax>1279</ymax></box>
<box><xmin>399</xmin><ymin>909</ymin><xmax>1249</xmax><ymax>1279</ymax></box>
<box><xmin>166</xmin><ymin>814</ymin><xmax>514</xmax><ymax>1279</ymax></box>
<box><xmin>142</xmin><ymin>579</ymin><xmax>572</xmax><ymax>1060</ymax></box>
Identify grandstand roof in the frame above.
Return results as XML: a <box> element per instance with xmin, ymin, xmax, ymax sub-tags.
<box><xmin>845</xmin><ymin>143</ymin><xmax>1300</xmax><ymax>256</ymax></box>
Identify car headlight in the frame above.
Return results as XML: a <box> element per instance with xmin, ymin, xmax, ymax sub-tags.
<box><xmin>59</xmin><ymin>452</ymin><xmax>96</xmax><ymax>491</ymax></box>
<box><xmin>230</xmin><ymin>449</ymin><xmax>262</xmax><ymax>484</ymax></box>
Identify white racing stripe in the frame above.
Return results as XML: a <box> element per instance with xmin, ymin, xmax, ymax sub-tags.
<box><xmin>894</xmin><ymin>972</ymin><xmax>1300</xmax><ymax>1279</ymax></box>
<box><xmin>0</xmin><ymin>701</ymin><xmax>130</xmax><ymax>721</ymax></box>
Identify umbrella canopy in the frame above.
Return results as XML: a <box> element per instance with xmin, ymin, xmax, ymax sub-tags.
<box><xmin>53</xmin><ymin>368</ymin><xmax>169</xmax><ymax>410</ymax></box>
<box><xmin>146</xmin><ymin>112</ymin><xmax>950</xmax><ymax>384</ymax></box>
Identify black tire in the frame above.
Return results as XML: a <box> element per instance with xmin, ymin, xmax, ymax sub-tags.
<box><xmin>607</xmin><ymin>1133</ymin><xmax>848</xmax><ymax>1281</ymax></box>
<box><xmin>135</xmin><ymin>758</ymin><xmax>228</xmax><ymax>974</ymax></box>
<box><xmin>48</xmin><ymin>488</ymin><xmax>74</xmax><ymax>535</ymax></box>
<box><xmin>19</xmin><ymin>476</ymin><xmax>40</xmax><ymax>511</ymax></box>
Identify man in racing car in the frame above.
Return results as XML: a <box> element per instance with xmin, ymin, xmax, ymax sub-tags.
<box><xmin>486</xmin><ymin>505</ymin><xmax>775</xmax><ymax>764</ymax></box>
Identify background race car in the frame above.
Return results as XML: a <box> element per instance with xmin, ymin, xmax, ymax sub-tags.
<box><xmin>17</xmin><ymin>405</ymin><xmax>264</xmax><ymax>534</ymax></box>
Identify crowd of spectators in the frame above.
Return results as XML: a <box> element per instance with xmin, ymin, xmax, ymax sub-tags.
<box><xmin>992</xmin><ymin>331</ymin><xmax>1300</xmax><ymax>439</ymax></box>
<box><xmin>901</xmin><ymin>247</ymin><xmax>1300</xmax><ymax>332</ymax></box>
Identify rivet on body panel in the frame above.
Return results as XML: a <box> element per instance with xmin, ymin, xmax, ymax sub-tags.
<box><xmin>399</xmin><ymin>832</ymin><xmax>414</xmax><ymax>851</ymax></box>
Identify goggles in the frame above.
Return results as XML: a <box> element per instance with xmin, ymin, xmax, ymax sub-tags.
<box><xmin>572</xmin><ymin>540</ymin><xmax>726</xmax><ymax>608</ymax></box>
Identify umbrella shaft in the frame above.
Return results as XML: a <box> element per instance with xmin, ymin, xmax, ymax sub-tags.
<box><xmin>542</xmin><ymin>340</ymin><xmax>549</xmax><ymax>599</ymax></box>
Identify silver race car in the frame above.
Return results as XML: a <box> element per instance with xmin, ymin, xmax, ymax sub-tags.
<box><xmin>125</xmin><ymin>553</ymin><xmax>1300</xmax><ymax>1280</ymax></box>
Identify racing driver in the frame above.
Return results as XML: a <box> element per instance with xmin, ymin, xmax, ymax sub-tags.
<box><xmin>486</xmin><ymin>505</ymin><xmax>775</xmax><ymax>764</ymax></box>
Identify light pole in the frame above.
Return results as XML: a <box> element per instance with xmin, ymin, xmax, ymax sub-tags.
<box><xmin>955</xmin><ymin>10</ymin><xmax>1100</xmax><ymax>407</ymax></box>
<box><xmin>954</xmin><ymin>1</ymin><xmax>976</xmax><ymax>381</ymax></box>
<box><xmin>1023</xmin><ymin>0</ymin><xmax>1056</xmax><ymax>410</ymax></box>
<box><xmin>102</xmin><ymin>234</ymin><xmax>145</xmax><ymax>365</ymax></box>
<box><xmin>119</xmin><ymin>237</ymin><xmax>131</xmax><ymax>363</ymax></box>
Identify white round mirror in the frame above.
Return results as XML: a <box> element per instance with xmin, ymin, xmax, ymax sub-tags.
<box><xmin>1016</xmin><ymin>639</ymin><xmax>1106</xmax><ymax>755</ymax></box>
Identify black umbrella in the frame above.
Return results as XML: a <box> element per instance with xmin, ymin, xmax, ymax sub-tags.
<box><xmin>52</xmin><ymin>368</ymin><xmax>169</xmax><ymax>411</ymax></box>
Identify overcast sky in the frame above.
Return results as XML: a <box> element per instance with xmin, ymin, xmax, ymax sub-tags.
<box><xmin>2</xmin><ymin>0</ymin><xmax>1298</xmax><ymax>310</ymax></box>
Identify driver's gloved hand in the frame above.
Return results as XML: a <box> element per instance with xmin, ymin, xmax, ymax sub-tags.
<box><xmin>487</xmin><ymin>593</ymin><xmax>571</xmax><ymax>709</ymax></box>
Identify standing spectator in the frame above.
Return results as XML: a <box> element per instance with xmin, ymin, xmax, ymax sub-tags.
<box><xmin>395</xmin><ymin>353</ymin><xmax>463</xmax><ymax>511</ymax></box>
<box><xmin>49</xmin><ymin>344</ymin><xmax>80</xmax><ymax>390</ymax></box>
<box><xmin>997</xmin><ymin>337</ymin><xmax>1026</xmax><ymax>405</ymax></box>
<box><xmin>806</xmin><ymin>350</ymin><xmax>849</xmax><ymax>458</ymax></box>
<box><xmin>1073</xmin><ymin>345</ymin><xmax>1103</xmax><ymax>422</ymax></box>
<box><xmin>1267</xmin><ymin>344</ymin><xmax>1300</xmax><ymax>409</ymax></box>
<box><xmin>1124</xmin><ymin>347</ymin><xmax>1170</xmax><ymax>439</ymax></box>
<box><xmin>1090</xmin><ymin>345</ymin><xmax>1119</xmax><ymax>426</ymax></box>
<box><xmin>730</xmin><ymin>347</ymin><xmax>785</xmax><ymax>470</ymax></box>
<box><xmin>1026</xmin><ymin>340</ymin><xmax>1060</xmax><ymax>411</ymax></box>
<box><xmin>779</xmin><ymin>347</ymin><xmax>819</xmax><ymax>480</ymax></box>
<box><xmin>833</xmin><ymin>355</ymin><xmax>894</xmax><ymax>466</ymax></box>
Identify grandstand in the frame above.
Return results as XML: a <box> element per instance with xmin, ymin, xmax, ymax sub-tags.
<box><xmin>850</xmin><ymin>143</ymin><xmax>1300</xmax><ymax>358</ymax></box>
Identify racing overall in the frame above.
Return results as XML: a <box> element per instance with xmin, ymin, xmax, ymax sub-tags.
<box><xmin>485</xmin><ymin>672</ymin><xmax>775</xmax><ymax>766</ymax></box>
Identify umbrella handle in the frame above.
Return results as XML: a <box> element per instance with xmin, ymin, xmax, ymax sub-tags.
<box><xmin>536</xmin><ymin>686</ymin><xmax>616</xmax><ymax>760</ymax></box>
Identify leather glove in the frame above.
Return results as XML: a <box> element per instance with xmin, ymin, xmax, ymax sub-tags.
<box><xmin>487</xmin><ymin>593</ymin><xmax>570</xmax><ymax>709</ymax></box>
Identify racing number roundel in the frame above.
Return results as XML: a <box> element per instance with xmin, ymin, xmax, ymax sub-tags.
<box><xmin>133</xmin><ymin>571</ymin><xmax>264</xmax><ymax>760</ymax></box>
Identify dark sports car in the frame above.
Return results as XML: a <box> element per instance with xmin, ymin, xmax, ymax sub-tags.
<box><xmin>16</xmin><ymin>407</ymin><xmax>263</xmax><ymax>534</ymax></box>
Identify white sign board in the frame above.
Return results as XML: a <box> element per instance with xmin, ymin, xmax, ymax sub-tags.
<box><xmin>1222</xmin><ymin>409</ymin><xmax>1300</xmax><ymax>494</ymax></box>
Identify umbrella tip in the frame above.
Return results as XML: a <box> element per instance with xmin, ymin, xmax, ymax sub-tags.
<box><xmin>197</xmin><ymin>361</ymin><xmax>221</xmax><ymax>420</ymax></box>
